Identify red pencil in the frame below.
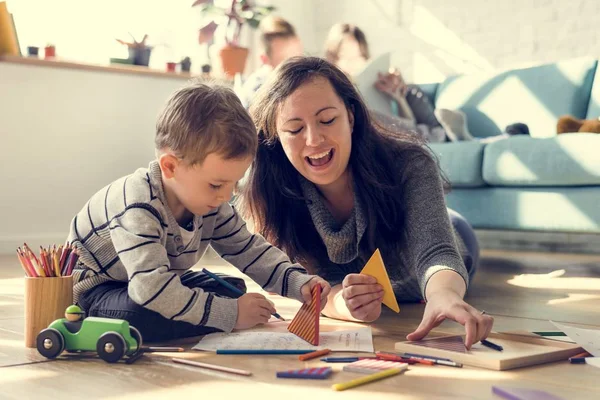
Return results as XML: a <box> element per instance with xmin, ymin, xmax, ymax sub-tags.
<box><xmin>16</xmin><ymin>249</ymin><xmax>35</xmax><ymax>277</ymax></box>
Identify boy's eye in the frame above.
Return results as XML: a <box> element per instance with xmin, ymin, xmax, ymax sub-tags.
<box><xmin>209</xmin><ymin>184</ymin><xmax>222</xmax><ymax>190</ymax></box>
<box><xmin>322</xmin><ymin>117</ymin><xmax>336</xmax><ymax>125</ymax></box>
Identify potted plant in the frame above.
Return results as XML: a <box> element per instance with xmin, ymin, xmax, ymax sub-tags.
<box><xmin>192</xmin><ymin>0</ymin><xmax>275</xmax><ymax>78</ymax></box>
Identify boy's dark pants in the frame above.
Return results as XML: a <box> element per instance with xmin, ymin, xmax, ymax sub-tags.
<box><xmin>78</xmin><ymin>270</ymin><xmax>246</xmax><ymax>342</ymax></box>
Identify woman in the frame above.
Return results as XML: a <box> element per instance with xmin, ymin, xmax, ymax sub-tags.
<box><xmin>324</xmin><ymin>23</ymin><xmax>451</xmax><ymax>143</ymax></box>
<box><xmin>238</xmin><ymin>56</ymin><xmax>492</xmax><ymax>348</ymax></box>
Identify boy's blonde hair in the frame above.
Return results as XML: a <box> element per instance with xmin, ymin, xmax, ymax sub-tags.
<box><xmin>259</xmin><ymin>15</ymin><xmax>297</xmax><ymax>57</ymax></box>
<box><xmin>155</xmin><ymin>80</ymin><xmax>257</xmax><ymax>165</ymax></box>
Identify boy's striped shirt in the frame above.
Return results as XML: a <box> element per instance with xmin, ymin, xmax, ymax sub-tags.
<box><xmin>67</xmin><ymin>160</ymin><xmax>312</xmax><ymax>332</ymax></box>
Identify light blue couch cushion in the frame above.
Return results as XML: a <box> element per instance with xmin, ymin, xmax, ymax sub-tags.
<box><xmin>483</xmin><ymin>134</ymin><xmax>600</xmax><ymax>186</ymax></box>
<box><xmin>429</xmin><ymin>142</ymin><xmax>486</xmax><ymax>188</ymax></box>
<box><xmin>435</xmin><ymin>57</ymin><xmax>597</xmax><ymax>138</ymax></box>
<box><xmin>446</xmin><ymin>187</ymin><xmax>600</xmax><ymax>232</ymax></box>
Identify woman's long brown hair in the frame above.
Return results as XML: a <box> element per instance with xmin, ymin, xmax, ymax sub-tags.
<box><xmin>237</xmin><ymin>56</ymin><xmax>443</xmax><ymax>272</ymax></box>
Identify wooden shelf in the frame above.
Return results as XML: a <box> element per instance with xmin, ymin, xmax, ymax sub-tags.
<box><xmin>0</xmin><ymin>55</ymin><xmax>197</xmax><ymax>81</ymax></box>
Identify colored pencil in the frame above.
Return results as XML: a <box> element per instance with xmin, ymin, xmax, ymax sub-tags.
<box><xmin>533</xmin><ymin>331</ymin><xmax>567</xmax><ymax>337</ymax></box>
<box><xmin>569</xmin><ymin>351</ymin><xmax>592</xmax><ymax>363</ymax></box>
<box><xmin>202</xmin><ymin>268</ymin><xmax>285</xmax><ymax>321</ymax></box>
<box><xmin>401</xmin><ymin>352</ymin><xmax>453</xmax><ymax>362</ymax></box>
<box><xmin>331</xmin><ymin>367</ymin><xmax>404</xmax><ymax>391</ymax></box>
<box><xmin>141</xmin><ymin>347</ymin><xmax>185</xmax><ymax>353</ymax></box>
<box><xmin>216</xmin><ymin>349</ymin><xmax>313</xmax><ymax>355</ymax></box>
<box><xmin>172</xmin><ymin>357</ymin><xmax>252</xmax><ymax>376</ymax></box>
<box><xmin>299</xmin><ymin>348</ymin><xmax>331</xmax><ymax>361</ymax></box>
<box><xmin>321</xmin><ymin>357</ymin><xmax>377</xmax><ymax>363</ymax></box>
<box><xmin>481</xmin><ymin>339</ymin><xmax>503</xmax><ymax>351</ymax></box>
<box><xmin>17</xmin><ymin>242</ymin><xmax>77</xmax><ymax>277</ymax></box>
<box><xmin>16</xmin><ymin>249</ymin><xmax>35</xmax><ymax>277</ymax></box>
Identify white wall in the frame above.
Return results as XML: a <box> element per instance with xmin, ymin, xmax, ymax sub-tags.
<box><xmin>299</xmin><ymin>0</ymin><xmax>600</xmax><ymax>82</ymax></box>
<box><xmin>0</xmin><ymin>63</ymin><xmax>190</xmax><ymax>253</ymax></box>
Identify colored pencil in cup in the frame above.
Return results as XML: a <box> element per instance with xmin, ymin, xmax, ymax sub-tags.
<box><xmin>172</xmin><ymin>357</ymin><xmax>252</xmax><ymax>376</ymax></box>
<box><xmin>17</xmin><ymin>242</ymin><xmax>78</xmax><ymax>277</ymax></box>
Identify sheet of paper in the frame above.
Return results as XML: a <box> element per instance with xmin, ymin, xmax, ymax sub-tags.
<box><xmin>354</xmin><ymin>52</ymin><xmax>392</xmax><ymax>116</ymax></box>
<box><xmin>585</xmin><ymin>357</ymin><xmax>600</xmax><ymax>369</ymax></box>
<box><xmin>551</xmin><ymin>321</ymin><xmax>600</xmax><ymax>356</ymax></box>
<box><xmin>193</xmin><ymin>327</ymin><xmax>374</xmax><ymax>353</ymax></box>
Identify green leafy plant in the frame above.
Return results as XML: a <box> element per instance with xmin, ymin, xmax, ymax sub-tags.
<box><xmin>192</xmin><ymin>0</ymin><xmax>275</xmax><ymax>47</ymax></box>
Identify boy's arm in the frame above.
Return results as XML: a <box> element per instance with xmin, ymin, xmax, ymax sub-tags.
<box><xmin>209</xmin><ymin>204</ymin><xmax>313</xmax><ymax>302</ymax></box>
<box><xmin>109</xmin><ymin>207</ymin><xmax>238</xmax><ymax>332</ymax></box>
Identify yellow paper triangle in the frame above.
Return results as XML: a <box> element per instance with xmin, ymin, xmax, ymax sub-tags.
<box><xmin>360</xmin><ymin>249</ymin><xmax>400</xmax><ymax>313</ymax></box>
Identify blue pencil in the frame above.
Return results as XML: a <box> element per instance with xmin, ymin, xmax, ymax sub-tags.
<box><xmin>202</xmin><ymin>268</ymin><xmax>285</xmax><ymax>321</ymax></box>
<box><xmin>321</xmin><ymin>357</ymin><xmax>364</xmax><ymax>362</ymax></box>
<box><xmin>217</xmin><ymin>349</ymin><xmax>314</xmax><ymax>355</ymax></box>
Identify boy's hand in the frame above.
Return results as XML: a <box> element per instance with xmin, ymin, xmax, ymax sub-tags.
<box><xmin>234</xmin><ymin>293</ymin><xmax>276</xmax><ymax>330</ymax></box>
<box><xmin>300</xmin><ymin>277</ymin><xmax>331</xmax><ymax>311</ymax></box>
<box><xmin>342</xmin><ymin>274</ymin><xmax>384</xmax><ymax>322</ymax></box>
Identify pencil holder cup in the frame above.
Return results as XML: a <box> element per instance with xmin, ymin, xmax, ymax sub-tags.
<box><xmin>24</xmin><ymin>276</ymin><xmax>73</xmax><ymax>348</ymax></box>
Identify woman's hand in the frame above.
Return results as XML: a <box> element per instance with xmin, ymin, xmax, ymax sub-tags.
<box><xmin>374</xmin><ymin>68</ymin><xmax>408</xmax><ymax>100</ymax></box>
<box><xmin>406</xmin><ymin>289</ymin><xmax>494</xmax><ymax>349</ymax></box>
<box><xmin>341</xmin><ymin>274</ymin><xmax>384</xmax><ymax>322</ymax></box>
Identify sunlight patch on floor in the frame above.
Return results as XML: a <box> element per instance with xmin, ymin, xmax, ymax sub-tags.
<box><xmin>0</xmin><ymin>367</ymin><xmax>57</xmax><ymax>384</ymax></box>
<box><xmin>507</xmin><ymin>269</ymin><xmax>600</xmax><ymax>291</ymax></box>
<box><xmin>547</xmin><ymin>293</ymin><xmax>600</xmax><ymax>305</ymax></box>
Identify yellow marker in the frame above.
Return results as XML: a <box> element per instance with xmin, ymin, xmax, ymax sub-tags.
<box><xmin>360</xmin><ymin>249</ymin><xmax>400</xmax><ymax>313</ymax></box>
<box><xmin>331</xmin><ymin>367</ymin><xmax>404</xmax><ymax>391</ymax></box>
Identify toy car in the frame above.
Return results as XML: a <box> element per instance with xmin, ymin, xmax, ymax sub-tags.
<box><xmin>36</xmin><ymin>305</ymin><xmax>142</xmax><ymax>363</ymax></box>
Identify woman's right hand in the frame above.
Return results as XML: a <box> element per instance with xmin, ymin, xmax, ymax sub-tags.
<box><xmin>341</xmin><ymin>274</ymin><xmax>384</xmax><ymax>322</ymax></box>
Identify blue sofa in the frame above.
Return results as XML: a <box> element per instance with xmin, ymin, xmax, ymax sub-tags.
<box><xmin>410</xmin><ymin>57</ymin><xmax>600</xmax><ymax>233</ymax></box>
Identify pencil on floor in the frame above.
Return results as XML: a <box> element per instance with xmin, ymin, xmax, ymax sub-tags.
<box><xmin>172</xmin><ymin>358</ymin><xmax>252</xmax><ymax>376</ymax></box>
<box><xmin>299</xmin><ymin>348</ymin><xmax>331</xmax><ymax>361</ymax></box>
<box><xmin>331</xmin><ymin>367</ymin><xmax>404</xmax><ymax>391</ymax></box>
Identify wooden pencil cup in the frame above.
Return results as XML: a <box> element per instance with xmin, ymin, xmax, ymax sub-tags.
<box><xmin>24</xmin><ymin>276</ymin><xmax>73</xmax><ymax>348</ymax></box>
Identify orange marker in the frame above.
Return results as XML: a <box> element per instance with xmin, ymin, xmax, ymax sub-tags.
<box><xmin>298</xmin><ymin>348</ymin><xmax>331</xmax><ymax>361</ymax></box>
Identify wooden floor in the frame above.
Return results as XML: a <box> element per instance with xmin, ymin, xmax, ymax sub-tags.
<box><xmin>1</xmin><ymin>249</ymin><xmax>599</xmax><ymax>399</ymax></box>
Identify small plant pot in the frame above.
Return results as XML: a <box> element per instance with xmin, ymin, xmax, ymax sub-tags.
<box><xmin>27</xmin><ymin>46</ymin><xmax>39</xmax><ymax>57</ymax></box>
<box><xmin>44</xmin><ymin>46</ymin><xmax>56</xmax><ymax>59</ymax></box>
<box><xmin>128</xmin><ymin>47</ymin><xmax>152</xmax><ymax>67</ymax></box>
<box><xmin>166</xmin><ymin>62</ymin><xmax>177</xmax><ymax>73</ymax></box>
<box><xmin>218</xmin><ymin>44</ymin><xmax>249</xmax><ymax>79</ymax></box>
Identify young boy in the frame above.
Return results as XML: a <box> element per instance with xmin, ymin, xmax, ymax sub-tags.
<box><xmin>67</xmin><ymin>81</ymin><xmax>330</xmax><ymax>342</ymax></box>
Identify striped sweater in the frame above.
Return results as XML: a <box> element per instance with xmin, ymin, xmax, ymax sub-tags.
<box><xmin>67</xmin><ymin>160</ymin><xmax>313</xmax><ymax>333</ymax></box>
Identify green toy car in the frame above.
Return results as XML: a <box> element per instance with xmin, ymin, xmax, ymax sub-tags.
<box><xmin>36</xmin><ymin>305</ymin><xmax>142</xmax><ymax>363</ymax></box>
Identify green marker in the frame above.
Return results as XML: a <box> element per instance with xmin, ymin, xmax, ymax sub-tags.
<box><xmin>532</xmin><ymin>331</ymin><xmax>567</xmax><ymax>337</ymax></box>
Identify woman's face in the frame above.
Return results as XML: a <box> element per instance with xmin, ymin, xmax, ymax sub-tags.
<box><xmin>336</xmin><ymin>36</ymin><xmax>367</xmax><ymax>76</ymax></box>
<box><xmin>276</xmin><ymin>76</ymin><xmax>354</xmax><ymax>189</ymax></box>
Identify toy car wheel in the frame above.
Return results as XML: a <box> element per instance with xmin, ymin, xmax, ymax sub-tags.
<box><xmin>129</xmin><ymin>326</ymin><xmax>143</xmax><ymax>349</ymax></box>
<box><xmin>96</xmin><ymin>332</ymin><xmax>126</xmax><ymax>363</ymax></box>
<box><xmin>36</xmin><ymin>328</ymin><xmax>65</xmax><ymax>359</ymax></box>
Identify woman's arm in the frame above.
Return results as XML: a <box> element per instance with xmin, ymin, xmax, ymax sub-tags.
<box><xmin>425</xmin><ymin>269</ymin><xmax>467</xmax><ymax>300</ymax></box>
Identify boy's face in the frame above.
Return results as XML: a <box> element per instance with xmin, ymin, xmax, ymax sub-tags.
<box><xmin>264</xmin><ymin>36</ymin><xmax>303</xmax><ymax>68</ymax></box>
<box><xmin>170</xmin><ymin>153</ymin><xmax>252</xmax><ymax>216</ymax></box>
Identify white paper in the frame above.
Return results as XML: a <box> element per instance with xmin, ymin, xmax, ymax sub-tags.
<box><xmin>585</xmin><ymin>358</ymin><xmax>600</xmax><ymax>369</ymax></box>
<box><xmin>354</xmin><ymin>52</ymin><xmax>392</xmax><ymax>116</ymax></box>
<box><xmin>193</xmin><ymin>327</ymin><xmax>374</xmax><ymax>353</ymax></box>
<box><xmin>551</xmin><ymin>321</ymin><xmax>600</xmax><ymax>356</ymax></box>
